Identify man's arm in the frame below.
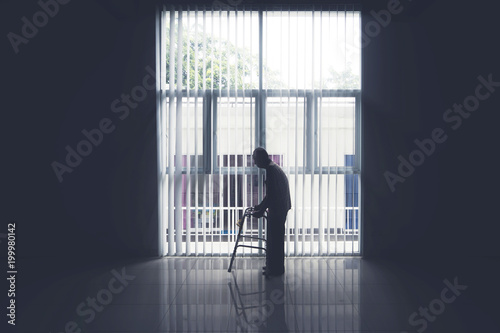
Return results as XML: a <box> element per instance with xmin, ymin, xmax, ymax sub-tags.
<box><xmin>256</xmin><ymin>193</ymin><xmax>269</xmax><ymax>211</ymax></box>
<box><xmin>253</xmin><ymin>169</ymin><xmax>274</xmax><ymax>217</ymax></box>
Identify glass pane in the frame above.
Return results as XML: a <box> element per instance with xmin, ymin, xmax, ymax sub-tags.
<box><xmin>182</xmin><ymin>97</ymin><xmax>204</xmax><ymax>157</ymax></box>
<box><xmin>166</xmin><ymin>11</ymin><xmax>260</xmax><ymax>90</ymax></box>
<box><xmin>217</xmin><ymin>97</ymin><xmax>255</xmax><ymax>158</ymax></box>
<box><xmin>266</xmin><ymin>97</ymin><xmax>305</xmax><ymax>168</ymax></box>
<box><xmin>165</xmin><ymin>97</ymin><xmax>204</xmax><ymax>167</ymax></box>
<box><xmin>318</xmin><ymin>97</ymin><xmax>355</xmax><ymax>167</ymax></box>
<box><xmin>263</xmin><ymin>11</ymin><xmax>361</xmax><ymax>89</ymax></box>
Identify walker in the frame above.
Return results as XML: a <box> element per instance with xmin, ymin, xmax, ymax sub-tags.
<box><xmin>227</xmin><ymin>207</ymin><xmax>267</xmax><ymax>272</ymax></box>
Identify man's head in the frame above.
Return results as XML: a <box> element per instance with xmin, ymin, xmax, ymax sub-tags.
<box><xmin>252</xmin><ymin>147</ymin><xmax>270</xmax><ymax>168</ymax></box>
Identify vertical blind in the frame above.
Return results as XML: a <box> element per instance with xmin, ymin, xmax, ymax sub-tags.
<box><xmin>156</xmin><ymin>5</ymin><xmax>361</xmax><ymax>256</ymax></box>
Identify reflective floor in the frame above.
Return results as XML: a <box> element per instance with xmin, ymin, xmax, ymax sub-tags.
<box><xmin>17</xmin><ymin>256</ymin><xmax>499</xmax><ymax>332</ymax></box>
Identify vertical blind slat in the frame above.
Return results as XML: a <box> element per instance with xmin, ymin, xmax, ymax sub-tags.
<box><xmin>310</xmin><ymin>9</ymin><xmax>315</xmax><ymax>255</ymax></box>
<box><xmin>186</xmin><ymin>8</ymin><xmax>191</xmax><ymax>255</ymax></box>
<box><xmin>194</xmin><ymin>9</ymin><xmax>199</xmax><ymax>255</ymax></box>
<box><xmin>175</xmin><ymin>11</ymin><xmax>183</xmax><ymax>255</ymax></box>
<box><xmin>168</xmin><ymin>9</ymin><xmax>175</xmax><ymax>256</ymax></box>
<box><xmin>318</xmin><ymin>8</ymin><xmax>323</xmax><ymax>255</ymax></box>
<box><xmin>286</xmin><ymin>8</ymin><xmax>291</xmax><ymax>257</ymax></box>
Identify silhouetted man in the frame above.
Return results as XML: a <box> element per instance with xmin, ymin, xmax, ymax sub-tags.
<box><xmin>252</xmin><ymin>147</ymin><xmax>291</xmax><ymax>277</ymax></box>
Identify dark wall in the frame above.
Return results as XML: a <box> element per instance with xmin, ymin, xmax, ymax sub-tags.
<box><xmin>361</xmin><ymin>0</ymin><xmax>500</xmax><ymax>258</ymax></box>
<box><xmin>3</xmin><ymin>0</ymin><xmax>499</xmax><ymax>265</ymax></box>
<box><xmin>3</xmin><ymin>0</ymin><xmax>159</xmax><ymax>262</ymax></box>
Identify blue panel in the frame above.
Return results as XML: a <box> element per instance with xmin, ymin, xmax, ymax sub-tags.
<box><xmin>345</xmin><ymin>155</ymin><xmax>359</xmax><ymax>229</ymax></box>
<box><xmin>345</xmin><ymin>210</ymin><xmax>359</xmax><ymax>230</ymax></box>
<box><xmin>344</xmin><ymin>155</ymin><xmax>359</xmax><ymax>207</ymax></box>
<box><xmin>344</xmin><ymin>154</ymin><xmax>355</xmax><ymax>167</ymax></box>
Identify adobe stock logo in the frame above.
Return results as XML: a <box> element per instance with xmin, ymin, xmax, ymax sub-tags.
<box><xmin>51</xmin><ymin>65</ymin><xmax>157</xmax><ymax>183</ymax></box>
<box><xmin>401</xmin><ymin>277</ymin><xmax>467</xmax><ymax>333</ymax></box>
<box><xmin>50</xmin><ymin>267</ymin><xmax>136</xmax><ymax>333</ymax></box>
<box><xmin>361</xmin><ymin>0</ymin><xmax>406</xmax><ymax>48</ymax></box>
<box><xmin>384</xmin><ymin>73</ymin><xmax>499</xmax><ymax>192</ymax></box>
<box><xmin>7</xmin><ymin>0</ymin><xmax>72</xmax><ymax>54</ymax></box>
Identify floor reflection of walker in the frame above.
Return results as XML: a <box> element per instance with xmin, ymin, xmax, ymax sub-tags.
<box><xmin>228</xmin><ymin>271</ymin><xmax>289</xmax><ymax>332</ymax></box>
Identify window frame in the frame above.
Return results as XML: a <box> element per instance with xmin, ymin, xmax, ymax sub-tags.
<box><xmin>157</xmin><ymin>6</ymin><xmax>363</xmax><ymax>256</ymax></box>
<box><xmin>168</xmin><ymin>88</ymin><xmax>361</xmax><ymax>176</ymax></box>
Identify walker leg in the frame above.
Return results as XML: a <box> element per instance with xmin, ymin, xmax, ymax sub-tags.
<box><xmin>228</xmin><ymin>226</ymin><xmax>243</xmax><ymax>272</ymax></box>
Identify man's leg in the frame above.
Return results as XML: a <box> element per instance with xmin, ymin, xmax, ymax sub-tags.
<box><xmin>264</xmin><ymin>215</ymin><xmax>274</xmax><ymax>274</ymax></box>
<box><xmin>265</xmin><ymin>220</ymin><xmax>271</xmax><ymax>272</ymax></box>
<box><xmin>266</xmin><ymin>211</ymin><xmax>286</xmax><ymax>276</ymax></box>
<box><xmin>276</xmin><ymin>221</ymin><xmax>285</xmax><ymax>273</ymax></box>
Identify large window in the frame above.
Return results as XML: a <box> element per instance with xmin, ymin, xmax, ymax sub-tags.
<box><xmin>156</xmin><ymin>5</ymin><xmax>361</xmax><ymax>256</ymax></box>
